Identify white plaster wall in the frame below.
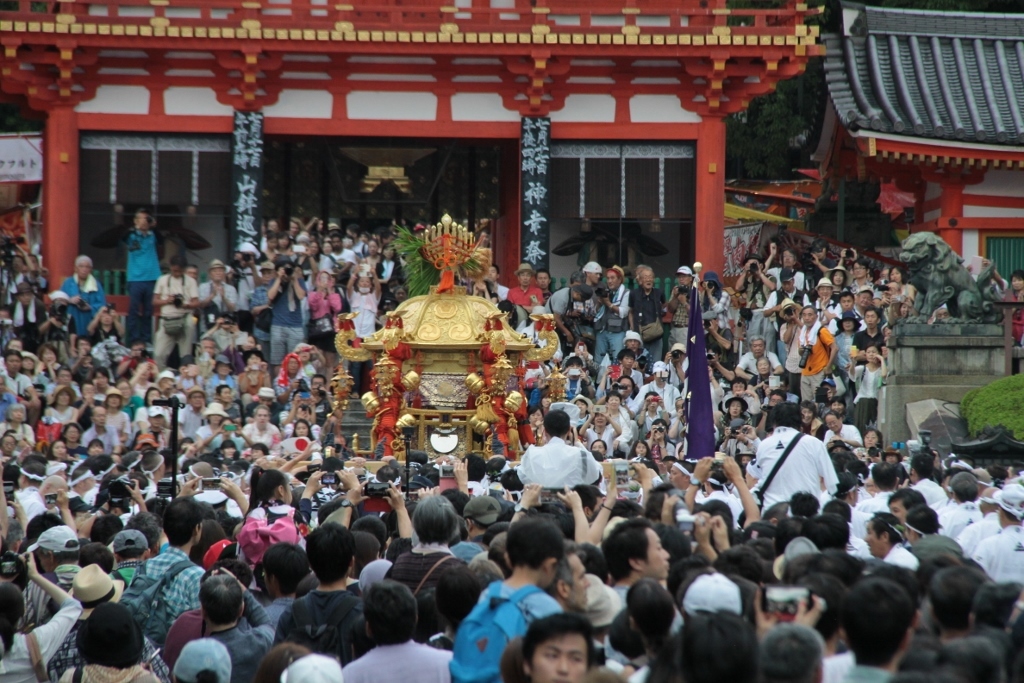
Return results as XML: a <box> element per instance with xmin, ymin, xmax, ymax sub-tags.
<box><xmin>263</xmin><ymin>90</ymin><xmax>333</xmax><ymax>118</ymax></box>
<box><xmin>965</xmin><ymin>170</ymin><xmax>1024</xmax><ymax>198</ymax></box>
<box><xmin>629</xmin><ymin>95</ymin><xmax>702</xmax><ymax>123</ymax></box>
<box><xmin>962</xmin><ymin>229</ymin><xmax>979</xmax><ymax>260</ymax></box>
<box><xmin>76</xmin><ymin>85</ymin><xmax>150</xmax><ymax>114</ymax></box>
<box><xmin>548</xmin><ymin>94</ymin><xmax>616</xmax><ymax>123</ymax></box>
<box><xmin>450</xmin><ymin>93</ymin><xmax>521</xmax><ymax>122</ymax></box>
<box><xmin>346</xmin><ymin>91</ymin><xmax>437</xmax><ymax>121</ymax></box>
<box><xmin>963</xmin><ymin>205</ymin><xmax>1024</xmax><ymax>218</ymax></box>
<box><xmin>163</xmin><ymin>87</ymin><xmax>235</xmax><ymax>116</ymax></box>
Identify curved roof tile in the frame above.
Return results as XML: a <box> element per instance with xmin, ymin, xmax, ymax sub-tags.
<box><xmin>825</xmin><ymin>2</ymin><xmax>1024</xmax><ymax>145</ymax></box>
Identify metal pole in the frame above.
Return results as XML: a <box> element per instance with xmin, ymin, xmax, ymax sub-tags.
<box><xmin>152</xmin><ymin>396</ymin><xmax>181</xmax><ymax>496</ymax></box>
<box><xmin>837</xmin><ymin>178</ymin><xmax>846</xmax><ymax>244</ymax></box>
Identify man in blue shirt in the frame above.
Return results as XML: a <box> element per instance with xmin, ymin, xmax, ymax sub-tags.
<box><xmin>59</xmin><ymin>255</ymin><xmax>107</xmax><ymax>338</ymax></box>
<box><xmin>268</xmin><ymin>256</ymin><xmax>307</xmax><ymax>372</ymax></box>
<box><xmin>122</xmin><ymin>208</ymin><xmax>162</xmax><ymax>345</ymax></box>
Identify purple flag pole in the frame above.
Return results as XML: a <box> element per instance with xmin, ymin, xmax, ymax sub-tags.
<box><xmin>683</xmin><ymin>280</ymin><xmax>716</xmax><ymax>460</ymax></box>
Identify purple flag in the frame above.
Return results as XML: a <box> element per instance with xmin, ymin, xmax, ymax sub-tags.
<box><xmin>684</xmin><ymin>283</ymin><xmax>715</xmax><ymax>460</ymax></box>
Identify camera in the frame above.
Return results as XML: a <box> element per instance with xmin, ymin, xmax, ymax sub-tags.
<box><xmin>594</xmin><ymin>287</ymin><xmax>609</xmax><ymax>299</ymax></box>
<box><xmin>45</xmin><ymin>493</ymin><xmax>58</xmax><ymax>507</ymax></box>
<box><xmin>321</xmin><ymin>472</ymin><xmax>337</xmax><ymax>487</ymax></box>
<box><xmin>749</xmin><ymin>262</ymin><xmax>759</xmax><ymax>273</ymax></box>
<box><xmin>108</xmin><ymin>476</ymin><xmax>133</xmax><ymax>499</ymax></box>
<box><xmin>671</xmin><ymin>350</ymin><xmax>682</xmax><ymax>359</ymax></box>
<box><xmin>0</xmin><ymin>551</ymin><xmax>23</xmax><ymax>578</ymax></box>
<box><xmin>109</xmin><ymin>497</ymin><xmax>130</xmax><ymax>512</ymax></box>
<box><xmin>283</xmin><ymin>264</ymin><xmax>295</xmax><ymax>277</ymax></box>
<box><xmin>2</xmin><ymin>481</ymin><xmax>13</xmax><ymax>498</ymax></box>
<box><xmin>49</xmin><ymin>300</ymin><xmax>68</xmax><ymax>320</ymax></box>
<box><xmin>157</xmin><ymin>478</ymin><xmax>175</xmax><ymax>499</ymax></box>
<box><xmin>764</xmin><ymin>586</ymin><xmax>811</xmax><ymax>622</ymax></box>
<box><xmin>172</xmin><ymin>294</ymin><xmax>184</xmax><ymax>308</ymax></box>
<box><xmin>706</xmin><ymin>351</ymin><xmax>716</xmax><ymax>362</ymax></box>
<box><xmin>202</xmin><ymin>478</ymin><xmax>222</xmax><ymax>491</ymax></box>
<box><xmin>439</xmin><ymin>464</ymin><xmax>455</xmax><ymax>478</ymax></box>
<box><xmin>798</xmin><ymin>346</ymin><xmax>813</xmax><ymax>369</ymax></box>
<box><xmin>365</xmin><ymin>481</ymin><xmax>391</xmax><ymax>498</ymax></box>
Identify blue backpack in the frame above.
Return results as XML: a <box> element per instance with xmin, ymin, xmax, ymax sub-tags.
<box><xmin>450</xmin><ymin>582</ymin><xmax>544</xmax><ymax>683</ymax></box>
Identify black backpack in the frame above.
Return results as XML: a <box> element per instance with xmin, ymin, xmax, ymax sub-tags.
<box><xmin>284</xmin><ymin>594</ymin><xmax>360</xmax><ymax>665</ymax></box>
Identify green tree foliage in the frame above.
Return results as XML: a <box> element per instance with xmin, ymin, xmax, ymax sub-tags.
<box><xmin>0</xmin><ymin>104</ymin><xmax>42</xmax><ymax>134</ymax></box>
<box><xmin>725</xmin><ymin>60</ymin><xmax>822</xmax><ymax>180</ymax></box>
<box><xmin>962</xmin><ymin>374</ymin><xmax>1024</xmax><ymax>438</ymax></box>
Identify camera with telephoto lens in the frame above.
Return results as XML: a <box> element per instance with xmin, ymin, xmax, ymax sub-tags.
<box><xmin>749</xmin><ymin>261</ymin><xmax>759</xmax><ymax>273</ymax></box>
<box><xmin>365</xmin><ymin>481</ymin><xmax>391</xmax><ymax>498</ymax></box>
<box><xmin>172</xmin><ymin>294</ymin><xmax>184</xmax><ymax>308</ymax></box>
<box><xmin>594</xmin><ymin>286</ymin><xmax>609</xmax><ymax>299</ymax></box>
<box><xmin>283</xmin><ymin>264</ymin><xmax>295</xmax><ymax>277</ymax></box>
<box><xmin>49</xmin><ymin>300</ymin><xmax>68</xmax><ymax>321</ymax></box>
<box><xmin>798</xmin><ymin>346</ymin><xmax>813</xmax><ymax>369</ymax></box>
<box><xmin>0</xmin><ymin>551</ymin><xmax>23</xmax><ymax>579</ymax></box>
<box><xmin>108</xmin><ymin>476</ymin><xmax>133</xmax><ymax>499</ymax></box>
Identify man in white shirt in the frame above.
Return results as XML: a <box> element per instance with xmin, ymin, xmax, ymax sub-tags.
<box><xmin>519</xmin><ymin>409</ymin><xmax>602</xmax><ymax>490</ymax></box>
<box><xmin>628</xmin><ymin>362</ymin><xmax>680</xmax><ymax>416</ymax></box>
<box><xmin>908</xmin><ymin>453</ymin><xmax>949</xmax><ymax>510</ymax></box>
<box><xmin>957</xmin><ymin>488</ymin><xmax>1002</xmax><ymax>556</ymax></box>
<box><xmin>938</xmin><ymin>472</ymin><xmax>984</xmax><ymax>539</ymax></box>
<box><xmin>856</xmin><ymin>462</ymin><xmax>899</xmax><ymax>515</ymax></box>
<box><xmin>971</xmin><ymin>483</ymin><xmax>1024</xmax><ymax>582</ymax></box>
<box><xmin>15</xmin><ymin>458</ymin><xmax>47</xmax><ymax>521</ymax></box>
<box><xmin>749</xmin><ymin>403</ymin><xmax>838</xmax><ymax>509</ymax></box>
<box><xmin>821</xmin><ymin>412</ymin><xmax>862</xmax><ymax>449</ymax></box>
<box><xmin>197</xmin><ymin>259</ymin><xmax>239</xmax><ymax>334</ymax></box>
<box><xmin>733</xmin><ymin>336</ymin><xmax>783</xmax><ymax>380</ymax></box>
<box><xmin>81</xmin><ymin>406</ymin><xmax>121</xmax><ymax>456</ymax></box>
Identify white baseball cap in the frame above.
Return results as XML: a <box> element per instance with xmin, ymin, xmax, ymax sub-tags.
<box><xmin>582</xmin><ymin>262</ymin><xmax>603</xmax><ymax>274</ymax></box>
<box><xmin>624</xmin><ymin>331</ymin><xmax>642</xmax><ymax>343</ymax></box>
<box><xmin>682</xmin><ymin>573</ymin><xmax>742</xmax><ymax>616</ymax></box>
<box><xmin>157</xmin><ymin>370</ymin><xmax>176</xmax><ymax>382</ymax></box>
<box><xmin>677</xmin><ymin>266</ymin><xmax>694</xmax><ymax>276</ymax></box>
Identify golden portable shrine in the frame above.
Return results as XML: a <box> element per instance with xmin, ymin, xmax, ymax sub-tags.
<box><xmin>328</xmin><ymin>215</ymin><xmax>561</xmax><ymax>459</ymax></box>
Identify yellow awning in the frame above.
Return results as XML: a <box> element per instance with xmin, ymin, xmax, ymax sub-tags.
<box><xmin>725</xmin><ymin>202</ymin><xmax>804</xmax><ymax>226</ymax></box>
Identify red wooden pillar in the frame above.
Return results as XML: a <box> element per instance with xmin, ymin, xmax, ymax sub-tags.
<box><xmin>694</xmin><ymin>116</ymin><xmax>725</xmax><ymax>275</ymax></box>
<box><xmin>938</xmin><ymin>179</ymin><xmax>964</xmax><ymax>255</ymax></box>
<box><xmin>42</xmin><ymin>105</ymin><xmax>80</xmax><ymax>285</ymax></box>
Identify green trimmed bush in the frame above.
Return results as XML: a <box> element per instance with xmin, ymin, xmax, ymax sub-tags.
<box><xmin>961</xmin><ymin>374</ymin><xmax>1024</xmax><ymax>438</ymax></box>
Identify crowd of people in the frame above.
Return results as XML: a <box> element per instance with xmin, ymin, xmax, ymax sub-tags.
<box><xmin>0</xmin><ymin>215</ymin><xmax>1019</xmax><ymax>683</ymax></box>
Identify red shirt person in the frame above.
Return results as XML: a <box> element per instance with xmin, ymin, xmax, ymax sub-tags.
<box><xmin>506</xmin><ymin>262</ymin><xmax>545</xmax><ymax>308</ymax></box>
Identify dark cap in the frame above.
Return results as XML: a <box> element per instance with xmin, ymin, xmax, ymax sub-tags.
<box><xmin>779</xmin><ymin>267</ymin><xmax>796</xmax><ymax>282</ymax></box>
<box><xmin>463</xmin><ymin>495</ymin><xmax>501</xmax><ymax>526</ymax></box>
<box><xmin>76</xmin><ymin>603</ymin><xmax>144</xmax><ymax>668</ymax></box>
<box><xmin>273</xmin><ymin>255</ymin><xmax>293</xmax><ymax>268</ymax></box>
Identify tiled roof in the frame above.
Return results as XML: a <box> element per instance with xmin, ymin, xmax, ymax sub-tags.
<box><xmin>824</xmin><ymin>2</ymin><xmax>1024</xmax><ymax>145</ymax></box>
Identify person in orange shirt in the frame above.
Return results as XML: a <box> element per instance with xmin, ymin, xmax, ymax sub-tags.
<box><xmin>507</xmin><ymin>262</ymin><xmax>545</xmax><ymax>309</ymax></box>
<box><xmin>797</xmin><ymin>305</ymin><xmax>837</xmax><ymax>403</ymax></box>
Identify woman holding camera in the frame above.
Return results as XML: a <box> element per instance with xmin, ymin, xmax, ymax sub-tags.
<box><xmin>0</xmin><ymin>552</ymin><xmax>82</xmax><ymax>683</ymax></box>
<box><xmin>86</xmin><ymin>303</ymin><xmax>124</xmax><ymax>346</ymax></box>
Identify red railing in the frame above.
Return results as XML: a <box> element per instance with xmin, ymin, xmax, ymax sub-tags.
<box><xmin>0</xmin><ymin>0</ymin><xmax>819</xmax><ymax>37</ymax></box>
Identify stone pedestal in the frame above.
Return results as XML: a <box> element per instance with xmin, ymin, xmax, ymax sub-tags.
<box><xmin>878</xmin><ymin>324</ymin><xmax>1006</xmax><ymax>448</ymax></box>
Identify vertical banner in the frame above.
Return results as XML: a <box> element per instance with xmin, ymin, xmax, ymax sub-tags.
<box><xmin>520</xmin><ymin>116</ymin><xmax>551</xmax><ymax>271</ymax></box>
<box><xmin>683</xmin><ymin>284</ymin><xmax>715</xmax><ymax>460</ymax></box>
<box><xmin>231</xmin><ymin>111</ymin><xmax>263</xmax><ymax>248</ymax></box>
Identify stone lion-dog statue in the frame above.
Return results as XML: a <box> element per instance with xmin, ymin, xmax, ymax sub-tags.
<box><xmin>899</xmin><ymin>232</ymin><xmax>1000</xmax><ymax>323</ymax></box>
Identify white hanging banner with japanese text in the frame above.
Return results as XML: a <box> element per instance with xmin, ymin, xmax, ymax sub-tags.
<box><xmin>230</xmin><ymin>111</ymin><xmax>263</xmax><ymax>248</ymax></box>
<box><xmin>520</xmin><ymin>117</ymin><xmax>550</xmax><ymax>271</ymax></box>
<box><xmin>0</xmin><ymin>137</ymin><xmax>42</xmax><ymax>184</ymax></box>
